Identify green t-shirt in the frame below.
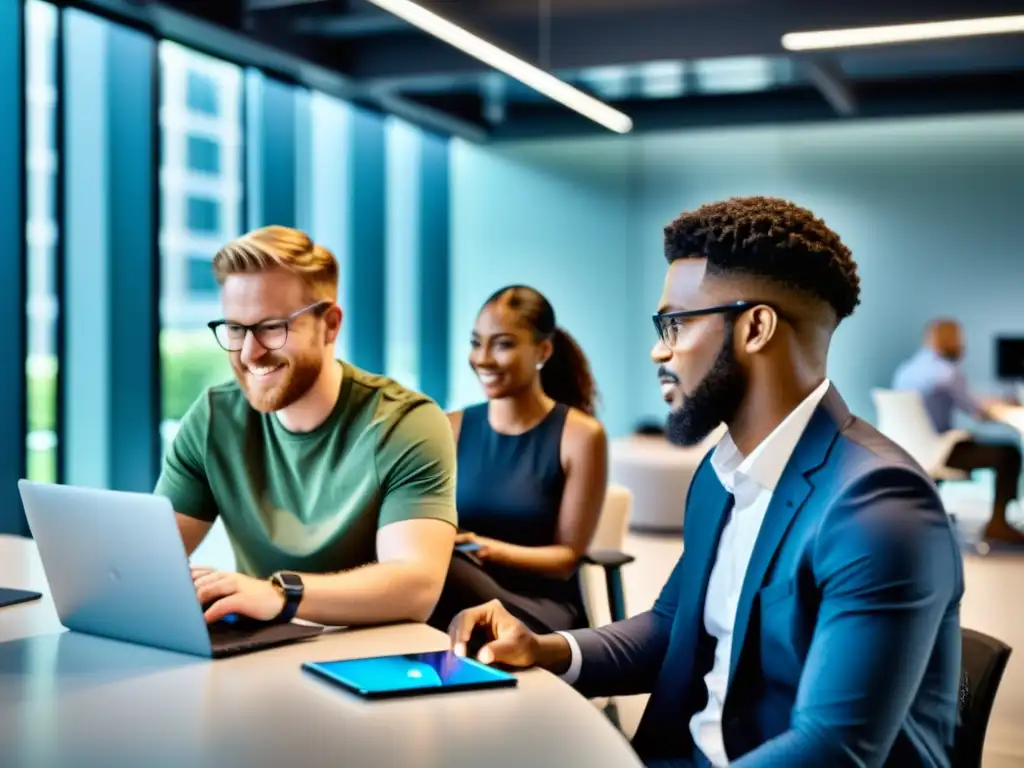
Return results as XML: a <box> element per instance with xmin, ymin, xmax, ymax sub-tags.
<box><xmin>154</xmin><ymin>361</ymin><xmax>457</xmax><ymax>578</ymax></box>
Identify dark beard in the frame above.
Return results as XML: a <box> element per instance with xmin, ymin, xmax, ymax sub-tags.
<box><xmin>666</xmin><ymin>324</ymin><xmax>747</xmax><ymax>447</ymax></box>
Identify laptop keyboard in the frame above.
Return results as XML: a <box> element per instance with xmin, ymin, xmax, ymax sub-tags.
<box><xmin>206</xmin><ymin>616</ymin><xmax>325</xmax><ymax>656</ymax></box>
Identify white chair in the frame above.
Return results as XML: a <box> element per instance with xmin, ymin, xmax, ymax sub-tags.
<box><xmin>579</xmin><ymin>483</ymin><xmax>635</xmax><ymax>728</ymax></box>
<box><xmin>872</xmin><ymin>388</ymin><xmax>992</xmax><ymax>554</ymax></box>
<box><xmin>871</xmin><ymin>389</ymin><xmax>970</xmax><ymax>481</ymax></box>
<box><xmin>580</xmin><ymin>483</ymin><xmax>634</xmax><ymax>629</ymax></box>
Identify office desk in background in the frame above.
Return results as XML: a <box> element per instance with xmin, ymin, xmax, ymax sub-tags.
<box><xmin>0</xmin><ymin>535</ymin><xmax>642</xmax><ymax>768</ymax></box>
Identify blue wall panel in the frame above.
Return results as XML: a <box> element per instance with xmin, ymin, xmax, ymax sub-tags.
<box><xmin>63</xmin><ymin>10</ymin><xmax>159</xmax><ymax>492</ymax></box>
<box><xmin>418</xmin><ymin>132</ymin><xmax>450</xmax><ymax>406</ymax></box>
<box><xmin>257</xmin><ymin>76</ymin><xmax>297</xmax><ymax>228</ymax></box>
<box><xmin>346</xmin><ymin>107</ymin><xmax>386</xmax><ymax>374</ymax></box>
<box><xmin>0</xmin><ymin>0</ymin><xmax>28</xmax><ymax>535</ymax></box>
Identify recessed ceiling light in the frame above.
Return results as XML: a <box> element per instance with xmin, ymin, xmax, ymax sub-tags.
<box><xmin>782</xmin><ymin>14</ymin><xmax>1024</xmax><ymax>51</ymax></box>
<box><xmin>365</xmin><ymin>0</ymin><xmax>633</xmax><ymax>133</ymax></box>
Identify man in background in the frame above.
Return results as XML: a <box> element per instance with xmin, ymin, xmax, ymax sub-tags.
<box><xmin>157</xmin><ymin>225</ymin><xmax>457</xmax><ymax>627</ymax></box>
<box><xmin>893</xmin><ymin>318</ymin><xmax>1024</xmax><ymax>543</ymax></box>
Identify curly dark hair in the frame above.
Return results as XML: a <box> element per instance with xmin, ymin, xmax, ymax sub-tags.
<box><xmin>664</xmin><ymin>196</ymin><xmax>861</xmax><ymax>322</ymax></box>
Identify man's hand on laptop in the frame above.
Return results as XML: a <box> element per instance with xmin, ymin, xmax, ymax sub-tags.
<box><xmin>191</xmin><ymin>566</ymin><xmax>285</xmax><ymax>624</ymax></box>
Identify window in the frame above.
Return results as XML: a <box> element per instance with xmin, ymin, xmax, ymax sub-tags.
<box><xmin>186</xmin><ymin>69</ymin><xmax>219</xmax><ymax>115</ymax></box>
<box><xmin>385</xmin><ymin>116</ymin><xmax>421</xmax><ymax>390</ymax></box>
<box><xmin>186</xmin><ymin>134</ymin><xmax>220</xmax><ymax>174</ymax></box>
<box><xmin>158</xmin><ymin>42</ymin><xmax>242</xmax><ymax>452</ymax></box>
<box><xmin>186</xmin><ymin>254</ymin><xmax>219</xmax><ymax>295</ymax></box>
<box><xmin>186</xmin><ymin>195</ymin><xmax>221</xmax><ymax>233</ymax></box>
<box><xmin>25</xmin><ymin>0</ymin><xmax>58</xmax><ymax>482</ymax></box>
<box><xmin>295</xmin><ymin>90</ymin><xmax>351</xmax><ymax>359</ymax></box>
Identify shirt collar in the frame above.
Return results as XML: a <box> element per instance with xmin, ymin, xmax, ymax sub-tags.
<box><xmin>711</xmin><ymin>379</ymin><xmax>831</xmax><ymax>500</ymax></box>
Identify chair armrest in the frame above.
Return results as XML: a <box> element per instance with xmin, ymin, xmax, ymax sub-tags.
<box><xmin>581</xmin><ymin>549</ymin><xmax>636</xmax><ymax>568</ymax></box>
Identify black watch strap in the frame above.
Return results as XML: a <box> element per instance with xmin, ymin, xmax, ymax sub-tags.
<box><xmin>270</xmin><ymin>572</ymin><xmax>303</xmax><ymax>623</ymax></box>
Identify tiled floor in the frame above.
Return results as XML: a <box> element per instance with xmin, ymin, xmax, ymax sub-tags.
<box><xmin>615</xmin><ymin>532</ymin><xmax>1024</xmax><ymax>767</ymax></box>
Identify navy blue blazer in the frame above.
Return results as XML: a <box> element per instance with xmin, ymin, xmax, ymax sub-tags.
<box><xmin>568</xmin><ymin>386</ymin><xmax>964</xmax><ymax>767</ymax></box>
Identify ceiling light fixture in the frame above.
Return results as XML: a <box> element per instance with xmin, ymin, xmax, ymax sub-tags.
<box><xmin>782</xmin><ymin>14</ymin><xmax>1024</xmax><ymax>50</ymax></box>
<box><xmin>364</xmin><ymin>0</ymin><xmax>633</xmax><ymax>133</ymax></box>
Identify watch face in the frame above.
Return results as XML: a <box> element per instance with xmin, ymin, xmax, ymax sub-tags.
<box><xmin>275</xmin><ymin>572</ymin><xmax>303</xmax><ymax>591</ymax></box>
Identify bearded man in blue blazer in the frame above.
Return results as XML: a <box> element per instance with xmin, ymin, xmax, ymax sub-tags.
<box><xmin>448</xmin><ymin>196</ymin><xmax>963</xmax><ymax>768</ymax></box>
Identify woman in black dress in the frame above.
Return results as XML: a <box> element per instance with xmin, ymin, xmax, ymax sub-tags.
<box><xmin>428</xmin><ymin>285</ymin><xmax>608</xmax><ymax>634</ymax></box>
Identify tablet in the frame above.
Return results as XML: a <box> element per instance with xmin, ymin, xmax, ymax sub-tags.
<box><xmin>302</xmin><ymin>650</ymin><xmax>518</xmax><ymax>699</ymax></box>
<box><xmin>0</xmin><ymin>587</ymin><xmax>42</xmax><ymax>609</ymax></box>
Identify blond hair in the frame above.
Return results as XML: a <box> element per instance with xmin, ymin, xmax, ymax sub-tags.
<box><xmin>212</xmin><ymin>226</ymin><xmax>338</xmax><ymax>301</ymax></box>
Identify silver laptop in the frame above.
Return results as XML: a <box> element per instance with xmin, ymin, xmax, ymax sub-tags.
<box><xmin>17</xmin><ymin>480</ymin><xmax>323</xmax><ymax>658</ymax></box>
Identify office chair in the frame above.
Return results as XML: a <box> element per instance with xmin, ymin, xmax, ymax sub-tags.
<box><xmin>954</xmin><ymin>628</ymin><xmax>1012</xmax><ymax>768</ymax></box>
<box><xmin>871</xmin><ymin>389</ymin><xmax>970</xmax><ymax>481</ymax></box>
<box><xmin>871</xmin><ymin>389</ymin><xmax>994</xmax><ymax>554</ymax></box>
<box><xmin>579</xmin><ymin>483</ymin><xmax>635</xmax><ymax>728</ymax></box>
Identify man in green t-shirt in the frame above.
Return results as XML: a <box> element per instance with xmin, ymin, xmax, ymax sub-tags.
<box><xmin>156</xmin><ymin>225</ymin><xmax>457</xmax><ymax>628</ymax></box>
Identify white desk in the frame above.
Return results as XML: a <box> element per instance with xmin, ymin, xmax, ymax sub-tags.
<box><xmin>0</xmin><ymin>535</ymin><xmax>642</xmax><ymax>768</ymax></box>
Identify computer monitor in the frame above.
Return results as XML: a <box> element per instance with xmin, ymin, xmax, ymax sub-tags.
<box><xmin>995</xmin><ymin>337</ymin><xmax>1024</xmax><ymax>380</ymax></box>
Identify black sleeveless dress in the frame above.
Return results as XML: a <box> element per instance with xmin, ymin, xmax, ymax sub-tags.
<box><xmin>428</xmin><ymin>402</ymin><xmax>588</xmax><ymax>634</ymax></box>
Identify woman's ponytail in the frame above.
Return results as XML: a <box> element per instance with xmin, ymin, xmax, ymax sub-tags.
<box><xmin>540</xmin><ymin>327</ymin><xmax>598</xmax><ymax>416</ymax></box>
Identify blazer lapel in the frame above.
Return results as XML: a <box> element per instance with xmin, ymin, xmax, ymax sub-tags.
<box><xmin>725</xmin><ymin>390</ymin><xmax>847</xmax><ymax>691</ymax></box>
<box><xmin>632</xmin><ymin>464</ymin><xmax>733</xmax><ymax>754</ymax></box>
<box><xmin>663</xmin><ymin>464</ymin><xmax>734</xmax><ymax>676</ymax></box>
<box><xmin>676</xmin><ymin>482</ymin><xmax>734</xmax><ymax>633</ymax></box>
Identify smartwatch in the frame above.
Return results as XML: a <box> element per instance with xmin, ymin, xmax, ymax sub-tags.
<box><xmin>269</xmin><ymin>571</ymin><xmax>304</xmax><ymax>623</ymax></box>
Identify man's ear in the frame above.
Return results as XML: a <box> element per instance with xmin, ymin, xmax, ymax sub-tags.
<box><xmin>740</xmin><ymin>305</ymin><xmax>779</xmax><ymax>354</ymax></box>
<box><xmin>324</xmin><ymin>305</ymin><xmax>343</xmax><ymax>345</ymax></box>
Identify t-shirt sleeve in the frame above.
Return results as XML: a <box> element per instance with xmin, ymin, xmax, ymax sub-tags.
<box><xmin>375</xmin><ymin>399</ymin><xmax>458</xmax><ymax>529</ymax></box>
<box><xmin>154</xmin><ymin>392</ymin><xmax>219</xmax><ymax>522</ymax></box>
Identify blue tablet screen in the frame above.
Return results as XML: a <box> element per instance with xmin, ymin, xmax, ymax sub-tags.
<box><xmin>305</xmin><ymin>651</ymin><xmax>516</xmax><ymax>695</ymax></box>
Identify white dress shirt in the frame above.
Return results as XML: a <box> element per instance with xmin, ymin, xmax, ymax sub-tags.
<box><xmin>558</xmin><ymin>378</ymin><xmax>831</xmax><ymax>767</ymax></box>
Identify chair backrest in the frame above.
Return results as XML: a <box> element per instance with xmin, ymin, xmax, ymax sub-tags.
<box><xmin>580</xmin><ymin>483</ymin><xmax>632</xmax><ymax>628</ymax></box>
<box><xmin>871</xmin><ymin>388</ymin><xmax>945</xmax><ymax>471</ymax></box>
<box><xmin>954</xmin><ymin>628</ymin><xmax>1012</xmax><ymax>768</ymax></box>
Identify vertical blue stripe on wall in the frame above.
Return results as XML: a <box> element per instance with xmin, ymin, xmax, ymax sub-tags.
<box><xmin>293</xmin><ymin>88</ymin><xmax>312</xmax><ymax>234</ymax></box>
<box><xmin>63</xmin><ymin>11</ymin><xmax>159</xmax><ymax>492</ymax></box>
<box><xmin>244</xmin><ymin>70</ymin><xmax>263</xmax><ymax>233</ymax></box>
<box><xmin>0</xmin><ymin>0</ymin><xmax>28</xmax><ymax>535</ymax></box>
<box><xmin>106</xmin><ymin>24</ymin><xmax>159</xmax><ymax>491</ymax></box>
<box><xmin>257</xmin><ymin>76</ymin><xmax>297</xmax><ymax>228</ymax></box>
<box><xmin>62</xmin><ymin>10</ymin><xmax>110</xmax><ymax>491</ymax></box>
<box><xmin>346</xmin><ymin>107</ymin><xmax>386</xmax><ymax>374</ymax></box>
<box><xmin>418</xmin><ymin>132</ymin><xmax>450</xmax><ymax>407</ymax></box>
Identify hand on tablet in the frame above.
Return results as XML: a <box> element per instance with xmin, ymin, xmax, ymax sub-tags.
<box><xmin>449</xmin><ymin>599</ymin><xmax>539</xmax><ymax>668</ymax></box>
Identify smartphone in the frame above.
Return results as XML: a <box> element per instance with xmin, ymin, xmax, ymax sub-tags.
<box><xmin>455</xmin><ymin>541</ymin><xmax>481</xmax><ymax>553</ymax></box>
<box><xmin>303</xmin><ymin>650</ymin><xmax>517</xmax><ymax>700</ymax></box>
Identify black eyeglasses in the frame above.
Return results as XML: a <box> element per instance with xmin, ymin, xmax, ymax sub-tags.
<box><xmin>207</xmin><ymin>301</ymin><xmax>332</xmax><ymax>352</ymax></box>
<box><xmin>652</xmin><ymin>301</ymin><xmax>759</xmax><ymax>347</ymax></box>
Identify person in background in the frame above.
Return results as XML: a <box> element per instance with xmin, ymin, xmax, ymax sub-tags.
<box><xmin>157</xmin><ymin>226</ymin><xmax>457</xmax><ymax>628</ymax></box>
<box><xmin>428</xmin><ymin>286</ymin><xmax>608</xmax><ymax>634</ymax></box>
<box><xmin>893</xmin><ymin>317</ymin><xmax>1024</xmax><ymax>543</ymax></box>
<box><xmin>447</xmin><ymin>197</ymin><xmax>962</xmax><ymax>767</ymax></box>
